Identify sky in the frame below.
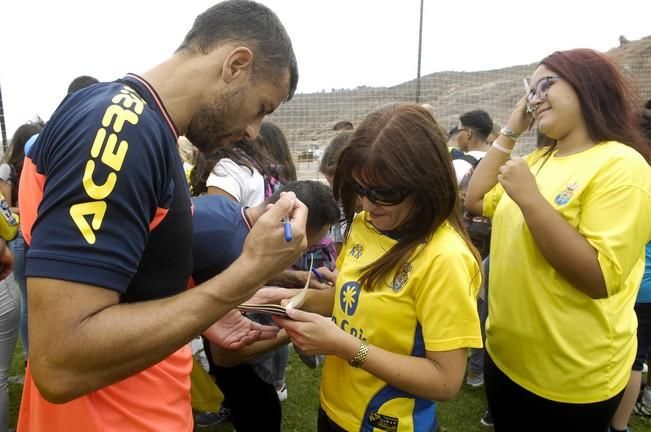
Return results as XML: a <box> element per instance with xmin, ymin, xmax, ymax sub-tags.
<box><xmin>1</xmin><ymin>0</ymin><xmax>649</xmax><ymax>139</ymax></box>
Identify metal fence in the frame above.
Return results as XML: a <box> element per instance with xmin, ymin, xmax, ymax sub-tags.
<box><xmin>267</xmin><ymin>37</ymin><xmax>651</xmax><ymax>181</ymax></box>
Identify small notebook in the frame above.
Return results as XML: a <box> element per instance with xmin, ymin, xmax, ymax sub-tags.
<box><xmin>237</xmin><ymin>258</ymin><xmax>312</xmax><ymax>317</ymax></box>
<box><xmin>236</xmin><ymin>302</ymin><xmax>292</xmax><ymax>317</ymax></box>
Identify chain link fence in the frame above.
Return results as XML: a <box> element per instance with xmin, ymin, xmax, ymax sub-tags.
<box><xmin>268</xmin><ymin>37</ymin><xmax>651</xmax><ymax>181</ymax></box>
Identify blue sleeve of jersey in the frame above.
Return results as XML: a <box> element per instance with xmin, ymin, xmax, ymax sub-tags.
<box><xmin>26</xmin><ymin>84</ymin><xmax>171</xmax><ymax>292</ymax></box>
<box><xmin>23</xmin><ymin>134</ymin><xmax>39</xmax><ymax>156</ymax></box>
<box><xmin>191</xmin><ymin>196</ymin><xmax>250</xmax><ymax>277</ymax></box>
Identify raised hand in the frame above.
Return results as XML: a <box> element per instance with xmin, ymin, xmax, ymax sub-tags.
<box><xmin>505</xmin><ymin>94</ymin><xmax>534</xmax><ymax>137</ymax></box>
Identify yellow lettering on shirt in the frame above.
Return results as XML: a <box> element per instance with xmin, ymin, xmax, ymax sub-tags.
<box><xmin>69</xmin><ymin>201</ymin><xmax>108</xmax><ymax>245</ymax></box>
<box><xmin>100</xmin><ymin>133</ymin><xmax>128</xmax><ymax>172</ymax></box>
<box><xmin>71</xmin><ymin>85</ymin><xmax>147</xmax><ymax>244</ymax></box>
<box><xmin>90</xmin><ymin>128</ymin><xmax>107</xmax><ymax>159</ymax></box>
<box><xmin>83</xmin><ymin>160</ymin><xmax>117</xmax><ymax>200</ymax></box>
<box><xmin>91</xmin><ymin>129</ymin><xmax>128</xmax><ymax>171</ymax></box>
<box><xmin>112</xmin><ymin>88</ymin><xmax>145</xmax><ymax>115</ymax></box>
<box><xmin>102</xmin><ymin>104</ymin><xmax>139</xmax><ymax>133</ymax></box>
<box><xmin>332</xmin><ymin>316</ymin><xmax>367</xmax><ymax>341</ymax></box>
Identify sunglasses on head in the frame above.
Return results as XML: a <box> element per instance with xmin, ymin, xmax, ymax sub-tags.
<box><xmin>352</xmin><ymin>181</ymin><xmax>409</xmax><ymax>206</ymax></box>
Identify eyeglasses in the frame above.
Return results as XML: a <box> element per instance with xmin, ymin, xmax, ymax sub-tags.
<box><xmin>352</xmin><ymin>181</ymin><xmax>409</xmax><ymax>206</ymax></box>
<box><xmin>526</xmin><ymin>75</ymin><xmax>561</xmax><ymax>105</ymax></box>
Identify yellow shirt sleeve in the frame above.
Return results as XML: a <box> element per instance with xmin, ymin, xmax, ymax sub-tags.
<box><xmin>413</xmin><ymin>233</ymin><xmax>482</xmax><ymax>351</ymax></box>
<box><xmin>578</xmin><ymin>157</ymin><xmax>651</xmax><ymax>296</ymax></box>
<box><xmin>482</xmin><ymin>183</ymin><xmax>504</xmax><ymax>218</ymax></box>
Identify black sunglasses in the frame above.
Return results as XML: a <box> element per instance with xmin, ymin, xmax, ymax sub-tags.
<box><xmin>352</xmin><ymin>181</ymin><xmax>409</xmax><ymax>206</ymax></box>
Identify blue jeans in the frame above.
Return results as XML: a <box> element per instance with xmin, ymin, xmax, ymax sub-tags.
<box><xmin>0</xmin><ymin>277</ymin><xmax>19</xmax><ymax>431</ymax></box>
<box><xmin>9</xmin><ymin>232</ymin><xmax>27</xmax><ymax>359</ymax></box>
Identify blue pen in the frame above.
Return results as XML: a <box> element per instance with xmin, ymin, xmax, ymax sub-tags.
<box><xmin>283</xmin><ymin>215</ymin><xmax>292</xmax><ymax>242</ymax></box>
<box><xmin>311</xmin><ymin>267</ymin><xmax>325</xmax><ymax>283</ymax></box>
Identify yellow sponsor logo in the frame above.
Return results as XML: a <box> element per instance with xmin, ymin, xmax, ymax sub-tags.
<box><xmin>70</xmin><ymin>87</ymin><xmax>146</xmax><ymax>244</ymax></box>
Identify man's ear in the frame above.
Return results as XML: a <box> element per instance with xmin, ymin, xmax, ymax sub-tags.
<box><xmin>222</xmin><ymin>46</ymin><xmax>253</xmax><ymax>84</ymax></box>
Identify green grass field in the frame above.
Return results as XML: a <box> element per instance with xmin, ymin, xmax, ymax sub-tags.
<box><xmin>8</xmin><ymin>347</ymin><xmax>651</xmax><ymax>431</ymax></box>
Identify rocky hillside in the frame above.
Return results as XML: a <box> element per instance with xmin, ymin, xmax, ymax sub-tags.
<box><xmin>269</xmin><ymin>35</ymin><xmax>651</xmax><ymax>154</ymax></box>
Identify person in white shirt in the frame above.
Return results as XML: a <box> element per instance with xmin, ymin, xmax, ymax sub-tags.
<box><xmin>190</xmin><ymin>139</ymin><xmax>277</xmax><ymax>206</ymax></box>
<box><xmin>452</xmin><ymin>110</ymin><xmax>493</xmax><ymax>184</ymax></box>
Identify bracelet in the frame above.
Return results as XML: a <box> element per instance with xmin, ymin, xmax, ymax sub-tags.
<box><xmin>492</xmin><ymin>141</ymin><xmax>513</xmax><ymax>154</ymax></box>
<box><xmin>348</xmin><ymin>341</ymin><xmax>369</xmax><ymax>368</ymax></box>
<box><xmin>500</xmin><ymin>126</ymin><xmax>521</xmax><ymax>141</ymax></box>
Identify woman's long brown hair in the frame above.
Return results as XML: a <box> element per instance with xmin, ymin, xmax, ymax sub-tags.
<box><xmin>333</xmin><ymin>103</ymin><xmax>481</xmax><ymax>291</ymax></box>
<box><xmin>539</xmin><ymin>49</ymin><xmax>651</xmax><ymax>164</ymax></box>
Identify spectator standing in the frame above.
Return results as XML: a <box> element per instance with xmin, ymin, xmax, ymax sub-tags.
<box><xmin>0</xmin><ymin>120</ymin><xmax>43</xmax><ymax>360</ymax></box>
<box><xmin>466</xmin><ymin>48</ymin><xmax>651</xmax><ymax>430</ymax></box>
<box><xmin>0</xmin><ymin>191</ymin><xmax>19</xmax><ymax>432</ymax></box>
<box><xmin>17</xmin><ymin>2</ymin><xmax>304</xmax><ymax>431</ymax></box>
<box><xmin>271</xmin><ymin>104</ymin><xmax>483</xmax><ymax>431</ymax></box>
<box><xmin>609</xmin><ymin>105</ymin><xmax>651</xmax><ymax>432</ymax></box>
<box><xmin>452</xmin><ymin>109</ymin><xmax>493</xmax><ymax>184</ymax></box>
<box><xmin>194</xmin><ymin>181</ymin><xmax>338</xmax><ymax>432</ymax></box>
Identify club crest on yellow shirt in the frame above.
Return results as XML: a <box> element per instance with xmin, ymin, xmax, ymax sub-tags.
<box><xmin>350</xmin><ymin>243</ymin><xmax>364</xmax><ymax>259</ymax></box>
<box><xmin>339</xmin><ymin>281</ymin><xmax>361</xmax><ymax>315</ymax></box>
<box><xmin>391</xmin><ymin>263</ymin><xmax>412</xmax><ymax>292</ymax></box>
<box><xmin>554</xmin><ymin>182</ymin><xmax>578</xmax><ymax>206</ymax></box>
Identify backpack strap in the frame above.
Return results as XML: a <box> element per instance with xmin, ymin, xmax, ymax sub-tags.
<box><xmin>449</xmin><ymin>148</ymin><xmax>465</xmax><ymax>159</ymax></box>
<box><xmin>450</xmin><ymin>149</ymin><xmax>480</xmax><ymax>167</ymax></box>
<box><xmin>459</xmin><ymin>154</ymin><xmax>480</xmax><ymax>167</ymax></box>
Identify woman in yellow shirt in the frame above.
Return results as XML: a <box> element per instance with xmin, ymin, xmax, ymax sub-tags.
<box><xmin>268</xmin><ymin>103</ymin><xmax>482</xmax><ymax>431</ymax></box>
<box><xmin>466</xmin><ymin>48</ymin><xmax>651</xmax><ymax>430</ymax></box>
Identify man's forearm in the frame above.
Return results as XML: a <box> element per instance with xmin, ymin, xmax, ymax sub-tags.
<box><xmin>30</xmin><ymin>258</ymin><xmax>268</xmax><ymax>403</ymax></box>
<box><xmin>32</xmin><ymin>192</ymin><xmax>310</xmax><ymax>403</ymax></box>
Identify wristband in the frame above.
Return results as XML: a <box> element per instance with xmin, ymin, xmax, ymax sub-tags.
<box><xmin>348</xmin><ymin>341</ymin><xmax>369</xmax><ymax>368</ymax></box>
<box><xmin>500</xmin><ymin>126</ymin><xmax>521</xmax><ymax>141</ymax></box>
<box><xmin>492</xmin><ymin>141</ymin><xmax>513</xmax><ymax>155</ymax></box>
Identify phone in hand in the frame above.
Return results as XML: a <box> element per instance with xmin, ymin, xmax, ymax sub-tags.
<box><xmin>523</xmin><ymin>78</ymin><xmax>535</xmax><ymax>114</ymax></box>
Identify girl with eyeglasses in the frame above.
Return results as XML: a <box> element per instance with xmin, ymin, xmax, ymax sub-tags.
<box><xmin>262</xmin><ymin>103</ymin><xmax>482</xmax><ymax>431</ymax></box>
<box><xmin>466</xmin><ymin>48</ymin><xmax>651</xmax><ymax>430</ymax></box>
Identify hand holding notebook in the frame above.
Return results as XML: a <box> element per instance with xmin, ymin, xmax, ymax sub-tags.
<box><xmin>237</xmin><ymin>257</ymin><xmax>313</xmax><ymax>317</ymax></box>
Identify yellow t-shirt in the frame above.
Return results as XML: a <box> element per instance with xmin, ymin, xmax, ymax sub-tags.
<box><xmin>320</xmin><ymin>213</ymin><xmax>482</xmax><ymax>432</ymax></box>
<box><xmin>483</xmin><ymin>141</ymin><xmax>651</xmax><ymax>403</ymax></box>
<box><xmin>0</xmin><ymin>192</ymin><xmax>18</xmax><ymax>241</ymax></box>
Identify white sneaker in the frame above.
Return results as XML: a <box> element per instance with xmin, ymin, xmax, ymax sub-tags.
<box><xmin>276</xmin><ymin>384</ymin><xmax>288</xmax><ymax>402</ymax></box>
<box><xmin>466</xmin><ymin>372</ymin><xmax>484</xmax><ymax>388</ymax></box>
